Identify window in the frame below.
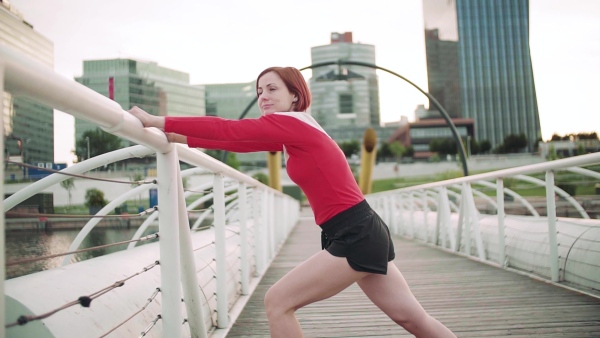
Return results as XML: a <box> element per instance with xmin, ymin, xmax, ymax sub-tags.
<box><xmin>206</xmin><ymin>102</ymin><xmax>217</xmax><ymax>116</ymax></box>
<box><xmin>339</xmin><ymin>94</ymin><xmax>353</xmax><ymax>114</ymax></box>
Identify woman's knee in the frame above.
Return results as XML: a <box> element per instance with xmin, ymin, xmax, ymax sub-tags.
<box><xmin>264</xmin><ymin>284</ymin><xmax>291</xmax><ymax>317</ymax></box>
<box><xmin>391</xmin><ymin>311</ymin><xmax>431</xmax><ymax>332</ymax></box>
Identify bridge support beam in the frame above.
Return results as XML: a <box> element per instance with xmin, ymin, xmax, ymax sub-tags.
<box><xmin>545</xmin><ymin>171</ymin><xmax>560</xmax><ymax>282</ymax></box>
<box><xmin>176</xmin><ymin>166</ymin><xmax>207</xmax><ymax>337</ymax></box>
<box><xmin>157</xmin><ymin>149</ymin><xmax>183</xmax><ymax>337</ymax></box>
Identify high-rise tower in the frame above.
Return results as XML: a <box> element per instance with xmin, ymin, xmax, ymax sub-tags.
<box><xmin>423</xmin><ymin>0</ymin><xmax>542</xmax><ymax>151</ymax></box>
<box><xmin>309</xmin><ymin>32</ymin><xmax>380</xmax><ymax>129</ymax></box>
<box><xmin>75</xmin><ymin>59</ymin><xmax>205</xmax><ymax>147</ymax></box>
<box><xmin>1</xmin><ymin>2</ymin><xmax>54</xmax><ymax>164</ymax></box>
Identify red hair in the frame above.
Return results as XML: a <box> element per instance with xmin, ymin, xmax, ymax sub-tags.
<box><xmin>256</xmin><ymin>67</ymin><xmax>311</xmax><ymax>112</ymax></box>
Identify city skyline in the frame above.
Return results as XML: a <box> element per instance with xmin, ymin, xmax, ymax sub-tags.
<box><xmin>8</xmin><ymin>0</ymin><xmax>600</xmax><ymax>164</ymax></box>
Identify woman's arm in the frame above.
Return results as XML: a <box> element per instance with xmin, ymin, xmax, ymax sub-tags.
<box><xmin>187</xmin><ymin>137</ymin><xmax>282</xmax><ymax>153</ymax></box>
<box><xmin>129</xmin><ymin>106</ymin><xmax>166</xmax><ymax>130</ymax></box>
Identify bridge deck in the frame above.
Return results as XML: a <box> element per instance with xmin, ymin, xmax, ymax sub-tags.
<box><xmin>226</xmin><ymin>209</ymin><xmax>600</xmax><ymax>337</ymax></box>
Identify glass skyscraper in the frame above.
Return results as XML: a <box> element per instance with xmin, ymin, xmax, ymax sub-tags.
<box><xmin>1</xmin><ymin>2</ymin><xmax>54</xmax><ymax>165</ymax></box>
<box><xmin>457</xmin><ymin>0</ymin><xmax>541</xmax><ymax>150</ymax></box>
<box><xmin>309</xmin><ymin>32</ymin><xmax>380</xmax><ymax>129</ymax></box>
<box><xmin>203</xmin><ymin>82</ymin><xmax>264</xmax><ymax>165</ymax></box>
<box><xmin>423</xmin><ymin>0</ymin><xmax>542</xmax><ymax>151</ymax></box>
<box><xmin>75</xmin><ymin>59</ymin><xmax>205</xmax><ymax>148</ymax></box>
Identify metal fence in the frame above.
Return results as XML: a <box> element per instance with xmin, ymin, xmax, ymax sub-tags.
<box><xmin>1</xmin><ymin>45</ymin><xmax>299</xmax><ymax>337</ymax></box>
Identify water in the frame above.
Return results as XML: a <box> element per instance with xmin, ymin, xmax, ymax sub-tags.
<box><xmin>5</xmin><ymin>226</ymin><xmax>159</xmax><ymax>280</ymax></box>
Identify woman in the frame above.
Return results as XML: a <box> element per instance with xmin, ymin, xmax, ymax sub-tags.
<box><xmin>129</xmin><ymin>66</ymin><xmax>456</xmax><ymax>338</ymax></box>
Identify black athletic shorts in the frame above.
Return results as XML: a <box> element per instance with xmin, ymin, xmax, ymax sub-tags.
<box><xmin>320</xmin><ymin>200</ymin><xmax>395</xmax><ymax>275</ymax></box>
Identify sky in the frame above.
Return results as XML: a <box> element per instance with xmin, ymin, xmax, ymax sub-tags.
<box><xmin>8</xmin><ymin>0</ymin><xmax>600</xmax><ymax>164</ymax></box>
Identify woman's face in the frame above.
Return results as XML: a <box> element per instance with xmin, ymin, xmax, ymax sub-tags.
<box><xmin>257</xmin><ymin>71</ymin><xmax>297</xmax><ymax>115</ymax></box>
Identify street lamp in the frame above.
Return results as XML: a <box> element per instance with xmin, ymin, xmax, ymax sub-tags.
<box><xmin>222</xmin><ymin>60</ymin><xmax>470</xmax><ymax>176</ymax></box>
<box><xmin>85</xmin><ymin>136</ymin><xmax>90</xmax><ymax>160</ymax></box>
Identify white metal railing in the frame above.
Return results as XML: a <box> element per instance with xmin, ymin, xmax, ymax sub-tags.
<box><xmin>1</xmin><ymin>45</ymin><xmax>300</xmax><ymax>337</ymax></box>
<box><xmin>367</xmin><ymin>152</ymin><xmax>600</xmax><ymax>292</ymax></box>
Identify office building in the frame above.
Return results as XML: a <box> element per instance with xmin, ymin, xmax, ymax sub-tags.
<box><xmin>75</xmin><ymin>59</ymin><xmax>205</xmax><ymax>146</ymax></box>
<box><xmin>423</xmin><ymin>0</ymin><xmax>542</xmax><ymax>151</ymax></box>
<box><xmin>424</xmin><ymin>28</ymin><xmax>461</xmax><ymax>118</ymax></box>
<box><xmin>1</xmin><ymin>1</ymin><xmax>54</xmax><ymax>165</ymax></box>
<box><xmin>309</xmin><ymin>32</ymin><xmax>381</xmax><ymax>129</ymax></box>
<box><xmin>203</xmin><ymin>82</ymin><xmax>264</xmax><ymax>165</ymax></box>
<box><xmin>204</xmin><ymin>82</ymin><xmax>260</xmax><ymax>119</ymax></box>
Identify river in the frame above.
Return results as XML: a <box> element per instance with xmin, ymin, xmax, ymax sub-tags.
<box><xmin>5</xmin><ymin>226</ymin><xmax>159</xmax><ymax>280</ymax></box>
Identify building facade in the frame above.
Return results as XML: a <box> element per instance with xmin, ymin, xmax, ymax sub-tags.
<box><xmin>309</xmin><ymin>32</ymin><xmax>380</xmax><ymax>129</ymax></box>
<box><xmin>203</xmin><ymin>82</ymin><xmax>264</xmax><ymax>165</ymax></box>
<box><xmin>423</xmin><ymin>0</ymin><xmax>542</xmax><ymax>151</ymax></box>
<box><xmin>75</xmin><ymin>59</ymin><xmax>205</xmax><ymax>148</ymax></box>
<box><xmin>1</xmin><ymin>1</ymin><xmax>54</xmax><ymax>165</ymax></box>
<box><xmin>424</xmin><ymin>29</ymin><xmax>461</xmax><ymax>119</ymax></box>
<box><xmin>204</xmin><ymin>82</ymin><xmax>260</xmax><ymax>119</ymax></box>
<box><xmin>457</xmin><ymin>0</ymin><xmax>541</xmax><ymax>151</ymax></box>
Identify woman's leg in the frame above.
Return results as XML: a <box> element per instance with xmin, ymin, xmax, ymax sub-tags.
<box><xmin>264</xmin><ymin>250</ymin><xmax>369</xmax><ymax>338</ymax></box>
<box><xmin>357</xmin><ymin>262</ymin><xmax>456</xmax><ymax>338</ymax></box>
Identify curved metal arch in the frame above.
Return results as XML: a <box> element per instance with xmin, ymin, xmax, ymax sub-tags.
<box><xmin>472</xmin><ymin>181</ymin><xmax>539</xmax><ymax>217</ymax></box>
<box><xmin>411</xmin><ymin>190</ymin><xmax>440</xmax><ymax>213</ymax></box>
<box><xmin>513</xmin><ymin>174</ymin><xmax>589</xmax><ymax>219</ymax></box>
<box><xmin>62</xmin><ymin>181</ymin><xmax>156</xmax><ymax>265</ymax></box>
<box><xmin>191</xmin><ymin>193</ymin><xmax>238</xmax><ymax>230</ymax></box>
<box><xmin>4</xmin><ymin>145</ymin><xmax>154</xmax><ymax>211</ymax></box>
<box><xmin>224</xmin><ymin>61</ymin><xmax>469</xmax><ymax>176</ymax></box>
<box><xmin>450</xmin><ymin>183</ymin><xmax>498</xmax><ymax>212</ymax></box>
<box><xmin>443</xmin><ymin>188</ymin><xmax>467</xmax><ymax>214</ymax></box>
<box><xmin>563</xmin><ymin>166</ymin><xmax>600</xmax><ymax>180</ymax></box>
<box><xmin>127</xmin><ymin>172</ymin><xmax>230</xmax><ymax>248</ymax></box>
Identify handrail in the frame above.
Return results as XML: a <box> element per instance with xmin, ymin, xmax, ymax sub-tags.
<box><xmin>369</xmin><ymin>152</ymin><xmax>600</xmax><ymax>194</ymax></box>
<box><xmin>2</xmin><ymin>44</ymin><xmax>300</xmax><ymax>337</ymax></box>
<box><xmin>367</xmin><ymin>153</ymin><xmax>600</xmax><ymax>292</ymax></box>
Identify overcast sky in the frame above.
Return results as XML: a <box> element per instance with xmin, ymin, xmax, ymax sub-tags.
<box><xmin>8</xmin><ymin>0</ymin><xmax>600</xmax><ymax>164</ymax></box>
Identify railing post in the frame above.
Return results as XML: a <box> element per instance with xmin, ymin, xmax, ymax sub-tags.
<box><xmin>156</xmin><ymin>150</ymin><xmax>183</xmax><ymax>337</ymax></box>
<box><xmin>273</xmin><ymin>194</ymin><xmax>281</xmax><ymax>245</ymax></box>
<box><xmin>545</xmin><ymin>170</ymin><xmax>560</xmax><ymax>282</ymax></box>
<box><xmin>422</xmin><ymin>189</ymin><xmax>429</xmax><ymax>243</ymax></box>
<box><xmin>238</xmin><ymin>182</ymin><xmax>250</xmax><ymax>295</ymax></box>
<box><xmin>213</xmin><ymin>173</ymin><xmax>229</xmax><ymax>328</ymax></box>
<box><xmin>267</xmin><ymin>191</ymin><xmax>275</xmax><ymax>259</ymax></box>
<box><xmin>496</xmin><ymin>178</ymin><xmax>507</xmax><ymax>267</ymax></box>
<box><xmin>0</xmin><ymin>63</ymin><xmax>6</xmax><ymax>332</ymax></box>
<box><xmin>253</xmin><ymin>189</ymin><xmax>264</xmax><ymax>275</ymax></box>
<box><xmin>176</xmin><ymin>167</ymin><xmax>207</xmax><ymax>338</ymax></box>
<box><xmin>382</xmin><ymin>196</ymin><xmax>390</xmax><ymax>229</ymax></box>
<box><xmin>409</xmin><ymin>192</ymin><xmax>415</xmax><ymax>238</ymax></box>
<box><xmin>435</xmin><ymin>189</ymin><xmax>443</xmax><ymax>246</ymax></box>
<box><xmin>464</xmin><ymin>183</ymin><xmax>485</xmax><ymax>260</ymax></box>
<box><xmin>398</xmin><ymin>193</ymin><xmax>404</xmax><ymax>236</ymax></box>
<box><xmin>456</xmin><ymin>185</ymin><xmax>465</xmax><ymax>253</ymax></box>
<box><xmin>390</xmin><ymin>194</ymin><xmax>398</xmax><ymax>235</ymax></box>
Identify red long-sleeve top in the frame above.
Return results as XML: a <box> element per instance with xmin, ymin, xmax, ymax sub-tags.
<box><xmin>164</xmin><ymin>112</ymin><xmax>364</xmax><ymax>225</ymax></box>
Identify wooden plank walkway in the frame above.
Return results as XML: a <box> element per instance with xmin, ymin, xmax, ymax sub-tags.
<box><xmin>226</xmin><ymin>209</ymin><xmax>600</xmax><ymax>337</ymax></box>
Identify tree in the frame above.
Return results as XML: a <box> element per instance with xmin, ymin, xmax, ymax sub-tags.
<box><xmin>429</xmin><ymin>138</ymin><xmax>457</xmax><ymax>157</ymax></box>
<box><xmin>252</xmin><ymin>172</ymin><xmax>269</xmax><ymax>185</ymax></box>
<box><xmin>404</xmin><ymin>145</ymin><xmax>415</xmax><ymax>158</ymax></box>
<box><xmin>479</xmin><ymin>140</ymin><xmax>492</xmax><ymax>154</ymax></box>
<box><xmin>377</xmin><ymin>142</ymin><xmax>393</xmax><ymax>160</ymax></box>
<box><xmin>338</xmin><ymin>140</ymin><xmax>361</xmax><ymax>157</ymax></box>
<box><xmin>60</xmin><ymin>178</ymin><xmax>75</xmax><ymax>208</ymax></box>
<box><xmin>388</xmin><ymin>142</ymin><xmax>406</xmax><ymax>161</ymax></box>
<box><xmin>205</xmin><ymin>150</ymin><xmax>241</xmax><ymax>170</ymax></box>
<box><xmin>85</xmin><ymin>188</ymin><xmax>108</xmax><ymax>214</ymax></box>
<box><xmin>76</xmin><ymin>128</ymin><xmax>123</xmax><ymax>162</ymax></box>
<box><xmin>498</xmin><ymin>133</ymin><xmax>528</xmax><ymax>154</ymax></box>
